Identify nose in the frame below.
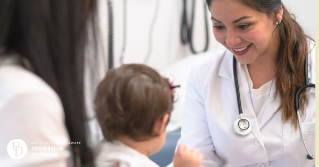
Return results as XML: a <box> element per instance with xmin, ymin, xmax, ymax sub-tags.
<box><xmin>225</xmin><ymin>30</ymin><xmax>241</xmax><ymax>47</ymax></box>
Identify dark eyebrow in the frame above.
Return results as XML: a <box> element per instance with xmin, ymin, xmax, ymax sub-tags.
<box><xmin>211</xmin><ymin>16</ymin><xmax>222</xmax><ymax>23</ymax></box>
<box><xmin>233</xmin><ymin>16</ymin><xmax>252</xmax><ymax>23</ymax></box>
<box><xmin>211</xmin><ymin>16</ymin><xmax>252</xmax><ymax>23</ymax></box>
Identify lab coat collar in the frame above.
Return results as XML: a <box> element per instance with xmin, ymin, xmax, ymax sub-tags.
<box><xmin>218</xmin><ymin>49</ymin><xmax>235</xmax><ymax>82</ymax></box>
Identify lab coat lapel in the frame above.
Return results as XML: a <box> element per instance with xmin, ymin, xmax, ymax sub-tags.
<box><xmin>258</xmin><ymin>80</ymin><xmax>315</xmax><ymax>129</ymax></box>
<box><xmin>217</xmin><ymin>50</ymin><xmax>233</xmax><ymax>81</ymax></box>
<box><xmin>258</xmin><ymin>81</ymin><xmax>279</xmax><ymax>129</ymax></box>
<box><xmin>219</xmin><ymin>50</ymin><xmax>265</xmax><ymax>148</ymax></box>
<box><xmin>218</xmin><ymin>50</ymin><xmax>238</xmax><ymax>115</ymax></box>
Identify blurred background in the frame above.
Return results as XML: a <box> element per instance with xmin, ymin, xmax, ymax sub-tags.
<box><xmin>88</xmin><ymin>0</ymin><xmax>315</xmax><ymax>166</ymax></box>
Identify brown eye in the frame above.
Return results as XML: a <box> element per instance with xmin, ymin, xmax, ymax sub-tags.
<box><xmin>238</xmin><ymin>25</ymin><xmax>250</xmax><ymax>30</ymax></box>
<box><xmin>213</xmin><ymin>26</ymin><xmax>224</xmax><ymax>31</ymax></box>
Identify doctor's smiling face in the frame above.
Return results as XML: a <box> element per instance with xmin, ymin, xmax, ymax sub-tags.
<box><xmin>209</xmin><ymin>0</ymin><xmax>283</xmax><ymax>65</ymax></box>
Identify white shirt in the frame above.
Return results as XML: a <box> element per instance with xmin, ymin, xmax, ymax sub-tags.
<box><xmin>168</xmin><ymin>43</ymin><xmax>315</xmax><ymax>167</ymax></box>
<box><xmin>95</xmin><ymin>140</ymin><xmax>159</xmax><ymax>167</ymax></box>
<box><xmin>0</xmin><ymin>54</ymin><xmax>70</xmax><ymax>167</ymax></box>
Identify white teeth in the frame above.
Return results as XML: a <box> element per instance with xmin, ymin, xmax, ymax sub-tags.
<box><xmin>233</xmin><ymin>46</ymin><xmax>248</xmax><ymax>52</ymax></box>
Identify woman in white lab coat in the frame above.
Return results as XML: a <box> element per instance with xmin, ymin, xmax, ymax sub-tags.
<box><xmin>173</xmin><ymin>0</ymin><xmax>315</xmax><ymax>166</ymax></box>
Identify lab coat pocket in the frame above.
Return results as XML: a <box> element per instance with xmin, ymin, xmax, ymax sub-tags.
<box><xmin>300</xmin><ymin>122</ymin><xmax>315</xmax><ymax>134</ymax></box>
<box><xmin>283</xmin><ymin>122</ymin><xmax>315</xmax><ymax>167</ymax></box>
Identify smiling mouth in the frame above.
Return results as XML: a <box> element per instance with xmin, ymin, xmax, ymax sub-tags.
<box><xmin>232</xmin><ymin>44</ymin><xmax>252</xmax><ymax>52</ymax></box>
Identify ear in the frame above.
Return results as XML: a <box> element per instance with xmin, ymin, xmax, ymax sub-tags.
<box><xmin>273</xmin><ymin>5</ymin><xmax>283</xmax><ymax>24</ymax></box>
<box><xmin>152</xmin><ymin>114</ymin><xmax>170</xmax><ymax>135</ymax></box>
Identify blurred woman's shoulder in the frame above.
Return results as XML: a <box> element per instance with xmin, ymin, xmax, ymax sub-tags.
<box><xmin>0</xmin><ymin>53</ymin><xmax>70</xmax><ymax>167</ymax></box>
<box><xmin>0</xmin><ymin>54</ymin><xmax>59</xmax><ymax>101</ymax></box>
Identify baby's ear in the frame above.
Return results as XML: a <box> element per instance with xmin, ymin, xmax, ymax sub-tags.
<box><xmin>153</xmin><ymin>114</ymin><xmax>170</xmax><ymax>135</ymax></box>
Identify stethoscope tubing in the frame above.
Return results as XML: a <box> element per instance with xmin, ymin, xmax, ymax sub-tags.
<box><xmin>294</xmin><ymin>57</ymin><xmax>315</xmax><ymax>159</ymax></box>
<box><xmin>294</xmin><ymin>83</ymin><xmax>315</xmax><ymax>112</ymax></box>
<box><xmin>181</xmin><ymin>0</ymin><xmax>210</xmax><ymax>54</ymax></box>
<box><xmin>233</xmin><ymin>56</ymin><xmax>243</xmax><ymax>115</ymax></box>
<box><xmin>297</xmin><ymin>110</ymin><xmax>315</xmax><ymax>160</ymax></box>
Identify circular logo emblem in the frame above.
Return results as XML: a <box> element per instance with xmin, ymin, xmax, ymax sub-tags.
<box><xmin>7</xmin><ymin>139</ymin><xmax>28</xmax><ymax>159</ymax></box>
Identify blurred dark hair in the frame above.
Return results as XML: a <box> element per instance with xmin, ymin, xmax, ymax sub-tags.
<box><xmin>95</xmin><ymin>64</ymin><xmax>174</xmax><ymax>141</ymax></box>
<box><xmin>206</xmin><ymin>0</ymin><xmax>314</xmax><ymax>129</ymax></box>
<box><xmin>0</xmin><ymin>0</ymin><xmax>99</xmax><ymax>166</ymax></box>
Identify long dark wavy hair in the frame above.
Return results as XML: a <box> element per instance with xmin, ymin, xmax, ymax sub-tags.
<box><xmin>206</xmin><ymin>0</ymin><xmax>314</xmax><ymax>129</ymax></box>
<box><xmin>0</xmin><ymin>0</ymin><xmax>99</xmax><ymax>166</ymax></box>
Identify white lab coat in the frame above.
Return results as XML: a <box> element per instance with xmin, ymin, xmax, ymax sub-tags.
<box><xmin>172</xmin><ymin>45</ymin><xmax>315</xmax><ymax>167</ymax></box>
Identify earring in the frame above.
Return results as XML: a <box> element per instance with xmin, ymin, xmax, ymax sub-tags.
<box><xmin>275</xmin><ymin>22</ymin><xmax>279</xmax><ymax>25</ymax></box>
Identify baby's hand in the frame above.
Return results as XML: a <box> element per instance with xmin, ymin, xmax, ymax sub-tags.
<box><xmin>173</xmin><ymin>143</ymin><xmax>203</xmax><ymax>167</ymax></box>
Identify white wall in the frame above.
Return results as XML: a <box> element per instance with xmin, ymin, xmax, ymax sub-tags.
<box><xmin>282</xmin><ymin>0</ymin><xmax>315</xmax><ymax>39</ymax></box>
<box><xmin>98</xmin><ymin>0</ymin><xmax>221</xmax><ymax>71</ymax></box>
<box><xmin>97</xmin><ymin>0</ymin><xmax>315</xmax><ymax>72</ymax></box>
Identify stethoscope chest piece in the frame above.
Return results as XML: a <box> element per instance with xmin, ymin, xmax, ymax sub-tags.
<box><xmin>233</xmin><ymin>117</ymin><xmax>252</xmax><ymax>136</ymax></box>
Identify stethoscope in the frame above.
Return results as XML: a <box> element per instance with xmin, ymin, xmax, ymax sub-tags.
<box><xmin>180</xmin><ymin>0</ymin><xmax>210</xmax><ymax>54</ymax></box>
<box><xmin>232</xmin><ymin>55</ymin><xmax>315</xmax><ymax>160</ymax></box>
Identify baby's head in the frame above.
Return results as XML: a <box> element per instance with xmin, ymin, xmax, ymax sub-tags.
<box><xmin>94</xmin><ymin>64</ymin><xmax>174</xmax><ymax>154</ymax></box>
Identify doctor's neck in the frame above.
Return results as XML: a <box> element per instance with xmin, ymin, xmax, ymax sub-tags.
<box><xmin>246</xmin><ymin>30</ymin><xmax>280</xmax><ymax>89</ymax></box>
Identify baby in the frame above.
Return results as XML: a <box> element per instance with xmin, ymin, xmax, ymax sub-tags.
<box><xmin>94</xmin><ymin>64</ymin><xmax>203</xmax><ymax>167</ymax></box>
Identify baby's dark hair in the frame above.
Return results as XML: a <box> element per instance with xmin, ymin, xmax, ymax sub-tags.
<box><xmin>94</xmin><ymin>64</ymin><xmax>174</xmax><ymax>141</ymax></box>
